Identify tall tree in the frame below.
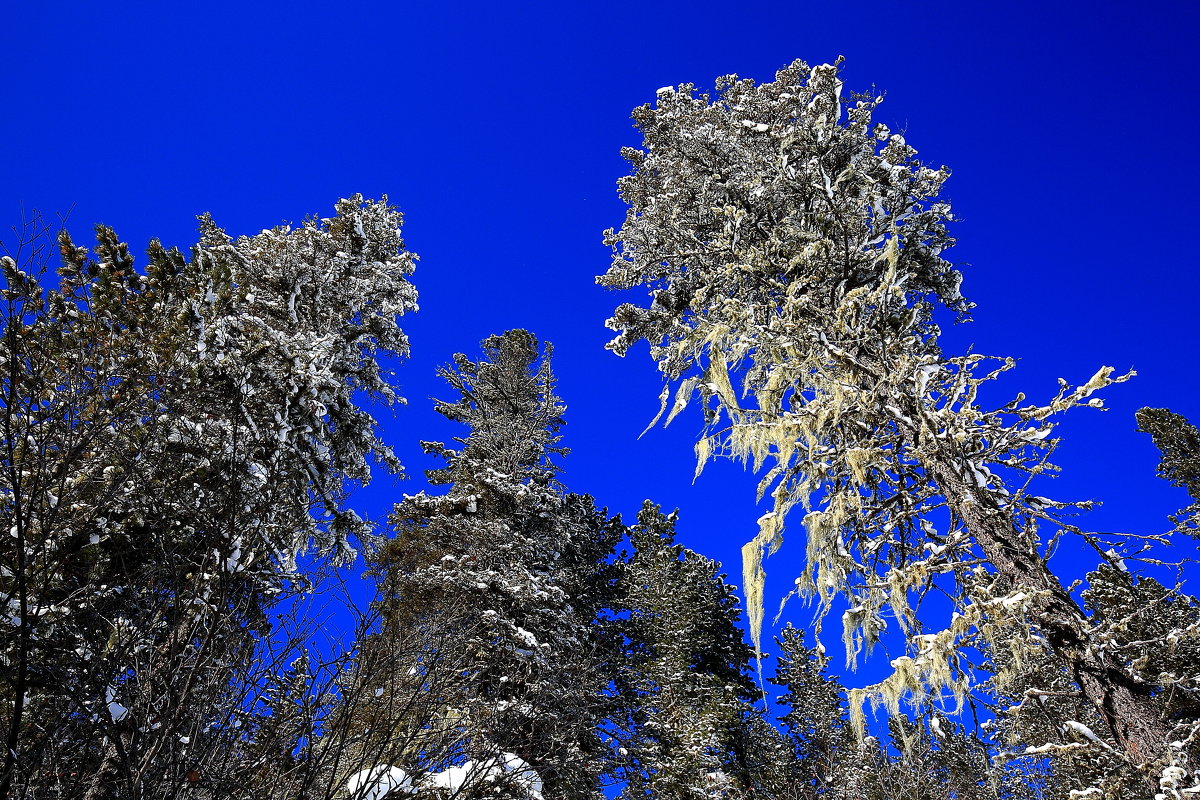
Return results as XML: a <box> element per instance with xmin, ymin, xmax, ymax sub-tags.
<box><xmin>350</xmin><ymin>330</ymin><xmax>619</xmax><ymax>800</ymax></box>
<box><xmin>770</xmin><ymin>625</ymin><xmax>857</xmax><ymax>798</ymax></box>
<box><xmin>0</xmin><ymin>196</ymin><xmax>416</xmax><ymax>798</ymax></box>
<box><xmin>612</xmin><ymin>501</ymin><xmax>761</xmax><ymax>799</ymax></box>
<box><xmin>598</xmin><ymin>58</ymin><xmax>1190</xmax><ymax>793</ymax></box>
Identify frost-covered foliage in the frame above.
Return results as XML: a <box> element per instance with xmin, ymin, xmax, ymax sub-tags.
<box><xmin>352</xmin><ymin>330</ymin><xmax>619</xmax><ymax>800</ymax></box>
<box><xmin>599</xmin><ymin>59</ymin><xmax>1192</xmax><ymax>792</ymax></box>
<box><xmin>612</xmin><ymin>502</ymin><xmax>761</xmax><ymax>799</ymax></box>
<box><xmin>0</xmin><ymin>197</ymin><xmax>415</xmax><ymax>797</ymax></box>
<box><xmin>599</xmin><ymin>57</ymin><xmax>972</xmax><ymax>659</ymax></box>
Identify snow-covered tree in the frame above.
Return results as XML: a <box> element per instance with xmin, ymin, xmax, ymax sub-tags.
<box><xmin>1078</xmin><ymin>568</ymin><xmax>1200</xmax><ymax>789</ymax></box>
<box><xmin>769</xmin><ymin>625</ymin><xmax>856</xmax><ymax>797</ymax></box>
<box><xmin>353</xmin><ymin>330</ymin><xmax>618</xmax><ymax>800</ymax></box>
<box><xmin>976</xmin><ymin>563</ymin><xmax>1200</xmax><ymax>799</ymax></box>
<box><xmin>598</xmin><ymin>58</ymin><xmax>1190</xmax><ymax>793</ymax></box>
<box><xmin>612</xmin><ymin>502</ymin><xmax>761</xmax><ymax>799</ymax></box>
<box><xmin>0</xmin><ymin>196</ymin><xmax>416</xmax><ymax>798</ymax></box>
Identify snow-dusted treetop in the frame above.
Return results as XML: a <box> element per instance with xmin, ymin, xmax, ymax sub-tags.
<box><xmin>601</xmin><ymin>57</ymin><xmax>962</xmax><ymax>376</ymax></box>
<box><xmin>598</xmin><ymin>59</ymin><xmax>1192</xmax><ymax>792</ymax></box>
<box><xmin>0</xmin><ymin>195</ymin><xmax>417</xmax><ymax>797</ymax></box>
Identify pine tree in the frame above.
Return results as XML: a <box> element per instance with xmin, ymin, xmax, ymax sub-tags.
<box><xmin>350</xmin><ymin>330</ymin><xmax>618</xmax><ymax>800</ymax></box>
<box><xmin>0</xmin><ymin>197</ymin><xmax>416</xmax><ymax>798</ymax></box>
<box><xmin>612</xmin><ymin>502</ymin><xmax>762</xmax><ymax>799</ymax></box>
<box><xmin>597</xmin><ymin>58</ymin><xmax>1188</xmax><ymax>793</ymax></box>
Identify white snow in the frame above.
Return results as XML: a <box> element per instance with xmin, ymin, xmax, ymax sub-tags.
<box><xmin>498</xmin><ymin>752</ymin><xmax>543</xmax><ymax>798</ymax></box>
<box><xmin>1062</xmin><ymin>720</ymin><xmax>1116</xmax><ymax>754</ymax></box>
<box><xmin>225</xmin><ymin>536</ymin><xmax>246</xmax><ymax>573</ymax></box>
<box><xmin>1000</xmin><ymin>592</ymin><xmax>1028</xmax><ymax>611</ymax></box>
<box><xmin>429</xmin><ymin>762</ymin><xmax>473</xmax><ymax>792</ymax></box>
<box><xmin>105</xmin><ymin>685</ymin><xmax>129</xmax><ymax>723</ymax></box>
<box><xmin>1105</xmin><ymin>548</ymin><xmax>1129</xmax><ymax>572</ymax></box>
<box><xmin>4</xmin><ymin>598</ymin><xmax>21</xmax><ymax>627</ymax></box>
<box><xmin>344</xmin><ymin>765</ymin><xmax>413</xmax><ymax>800</ymax></box>
<box><xmin>424</xmin><ymin>754</ymin><xmax>543</xmax><ymax>798</ymax></box>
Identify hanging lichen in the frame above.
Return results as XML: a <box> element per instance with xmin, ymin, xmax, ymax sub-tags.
<box><xmin>597</xmin><ymin>58</ymin><xmax>1188</xmax><ymax>790</ymax></box>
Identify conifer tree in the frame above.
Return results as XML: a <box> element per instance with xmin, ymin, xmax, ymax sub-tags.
<box><xmin>613</xmin><ymin>502</ymin><xmax>761</xmax><ymax>799</ymax></box>
<box><xmin>0</xmin><ymin>197</ymin><xmax>416</xmax><ymax>798</ymax></box>
<box><xmin>974</xmin><ymin>562</ymin><xmax>1200</xmax><ymax>800</ymax></box>
<box><xmin>598</xmin><ymin>58</ymin><xmax>1190</xmax><ymax>792</ymax></box>
<box><xmin>770</xmin><ymin>625</ymin><xmax>856</xmax><ymax>797</ymax></box>
<box><xmin>1137</xmin><ymin>407</ymin><xmax>1200</xmax><ymax>536</ymax></box>
<box><xmin>771</xmin><ymin>625</ymin><xmax>998</xmax><ymax>800</ymax></box>
<box><xmin>351</xmin><ymin>330</ymin><xmax>618</xmax><ymax>800</ymax></box>
<box><xmin>1081</xmin><ymin>568</ymin><xmax>1200</xmax><ymax>774</ymax></box>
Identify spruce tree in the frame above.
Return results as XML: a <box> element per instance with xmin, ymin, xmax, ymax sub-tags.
<box><xmin>1082</xmin><ymin>568</ymin><xmax>1200</xmax><ymax>770</ymax></box>
<box><xmin>352</xmin><ymin>330</ymin><xmax>618</xmax><ymax>800</ymax></box>
<box><xmin>613</xmin><ymin>501</ymin><xmax>761</xmax><ymax>799</ymax></box>
<box><xmin>1137</xmin><ymin>407</ymin><xmax>1200</xmax><ymax>536</ymax></box>
<box><xmin>982</xmin><ymin>627</ymin><xmax>1128</xmax><ymax>799</ymax></box>
<box><xmin>770</xmin><ymin>625</ymin><xmax>856</xmax><ymax>797</ymax></box>
<box><xmin>0</xmin><ymin>197</ymin><xmax>416</xmax><ymax>799</ymax></box>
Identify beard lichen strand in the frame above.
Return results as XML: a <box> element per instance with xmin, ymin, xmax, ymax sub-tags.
<box><xmin>718</xmin><ymin>358</ymin><xmax>903</xmax><ymax>674</ymax></box>
<box><xmin>910</xmin><ymin>392</ymin><xmax>1190</xmax><ymax>786</ymax></box>
<box><xmin>846</xmin><ymin>591</ymin><xmax>1031</xmax><ymax>748</ymax></box>
<box><xmin>703</xmin><ymin>321</ymin><xmax>1187</xmax><ymax>782</ymax></box>
<box><xmin>726</xmin><ymin>369</ymin><xmax>916</xmax><ymax>662</ymax></box>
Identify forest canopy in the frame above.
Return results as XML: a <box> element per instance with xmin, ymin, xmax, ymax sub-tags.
<box><xmin>2</xmin><ymin>54</ymin><xmax>1199</xmax><ymax>800</ymax></box>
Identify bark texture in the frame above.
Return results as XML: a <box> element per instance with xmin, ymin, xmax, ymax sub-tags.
<box><xmin>922</xmin><ymin>446</ymin><xmax>1179</xmax><ymax>790</ymax></box>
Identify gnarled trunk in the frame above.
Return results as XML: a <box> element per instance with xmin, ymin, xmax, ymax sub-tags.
<box><xmin>922</xmin><ymin>448</ymin><xmax>1179</xmax><ymax>791</ymax></box>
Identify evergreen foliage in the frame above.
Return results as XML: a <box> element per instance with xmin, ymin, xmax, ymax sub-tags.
<box><xmin>0</xmin><ymin>197</ymin><xmax>415</xmax><ymax>798</ymax></box>
<box><xmin>1137</xmin><ymin>407</ymin><xmax>1200</xmax><ymax>536</ymax></box>
<box><xmin>612</xmin><ymin>502</ymin><xmax>760</xmax><ymax>799</ymax></box>
<box><xmin>771</xmin><ymin>625</ymin><xmax>854</xmax><ymax>795</ymax></box>
<box><xmin>352</xmin><ymin>330</ymin><xmax>619</xmax><ymax>800</ymax></box>
<box><xmin>769</xmin><ymin>624</ymin><xmax>998</xmax><ymax>800</ymax></box>
<box><xmin>2</xmin><ymin>55</ymin><xmax>1198</xmax><ymax>800</ymax></box>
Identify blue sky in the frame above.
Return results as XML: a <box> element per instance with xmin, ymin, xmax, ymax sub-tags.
<box><xmin>5</xmin><ymin>1</ymin><xmax>1199</xmax><ymax>690</ymax></box>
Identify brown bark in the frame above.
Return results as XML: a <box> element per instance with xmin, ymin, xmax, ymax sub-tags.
<box><xmin>922</xmin><ymin>448</ymin><xmax>1179</xmax><ymax>791</ymax></box>
<box><xmin>83</xmin><ymin>735</ymin><xmax>128</xmax><ymax>800</ymax></box>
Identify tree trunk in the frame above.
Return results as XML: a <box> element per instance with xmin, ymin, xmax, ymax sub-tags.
<box><xmin>921</xmin><ymin>447</ymin><xmax>1180</xmax><ymax>791</ymax></box>
<box><xmin>83</xmin><ymin>732</ymin><xmax>129</xmax><ymax>800</ymax></box>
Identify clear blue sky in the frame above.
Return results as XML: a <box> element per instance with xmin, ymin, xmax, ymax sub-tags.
<box><xmin>5</xmin><ymin>1</ymin><xmax>1199</xmax><ymax>689</ymax></box>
